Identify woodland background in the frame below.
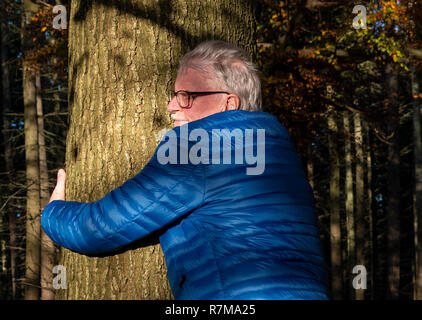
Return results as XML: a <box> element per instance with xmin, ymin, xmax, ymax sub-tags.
<box><xmin>0</xmin><ymin>0</ymin><xmax>421</xmax><ymax>300</ymax></box>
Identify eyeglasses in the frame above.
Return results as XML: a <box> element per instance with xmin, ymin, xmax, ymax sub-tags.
<box><xmin>168</xmin><ymin>90</ymin><xmax>230</xmax><ymax>109</ymax></box>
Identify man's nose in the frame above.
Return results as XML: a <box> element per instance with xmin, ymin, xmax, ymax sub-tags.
<box><xmin>167</xmin><ymin>97</ymin><xmax>180</xmax><ymax>113</ymax></box>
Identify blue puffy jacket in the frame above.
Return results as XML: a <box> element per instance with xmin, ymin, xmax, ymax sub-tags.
<box><xmin>41</xmin><ymin>110</ymin><xmax>330</xmax><ymax>300</ymax></box>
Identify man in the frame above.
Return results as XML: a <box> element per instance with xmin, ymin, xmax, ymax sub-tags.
<box><xmin>42</xmin><ymin>40</ymin><xmax>330</xmax><ymax>300</ymax></box>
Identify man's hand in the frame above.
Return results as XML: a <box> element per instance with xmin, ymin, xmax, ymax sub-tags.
<box><xmin>48</xmin><ymin>169</ymin><xmax>66</xmax><ymax>204</ymax></box>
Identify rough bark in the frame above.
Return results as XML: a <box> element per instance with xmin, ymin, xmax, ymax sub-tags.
<box><xmin>36</xmin><ymin>71</ymin><xmax>57</xmax><ymax>300</ymax></box>
<box><xmin>411</xmin><ymin>67</ymin><xmax>422</xmax><ymax>300</ymax></box>
<box><xmin>23</xmin><ymin>59</ymin><xmax>41</xmax><ymax>300</ymax></box>
<box><xmin>0</xmin><ymin>0</ymin><xmax>12</xmax><ymax>297</ymax></box>
<box><xmin>328</xmin><ymin>109</ymin><xmax>342</xmax><ymax>299</ymax></box>
<box><xmin>343</xmin><ymin>110</ymin><xmax>355</xmax><ymax>299</ymax></box>
<box><xmin>386</xmin><ymin>63</ymin><xmax>400</xmax><ymax>299</ymax></box>
<box><xmin>22</xmin><ymin>0</ymin><xmax>41</xmax><ymax>300</ymax></box>
<box><xmin>23</xmin><ymin>67</ymin><xmax>41</xmax><ymax>300</ymax></box>
<box><xmin>0</xmin><ymin>207</ymin><xmax>6</xmax><ymax>287</ymax></box>
<box><xmin>365</xmin><ymin>120</ymin><xmax>374</xmax><ymax>300</ymax></box>
<box><xmin>58</xmin><ymin>0</ymin><xmax>256</xmax><ymax>299</ymax></box>
<box><xmin>354</xmin><ymin>111</ymin><xmax>365</xmax><ymax>300</ymax></box>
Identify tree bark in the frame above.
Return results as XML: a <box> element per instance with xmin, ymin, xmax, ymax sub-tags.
<box><xmin>22</xmin><ymin>0</ymin><xmax>41</xmax><ymax>300</ymax></box>
<box><xmin>411</xmin><ymin>67</ymin><xmax>422</xmax><ymax>300</ymax></box>
<box><xmin>386</xmin><ymin>62</ymin><xmax>400</xmax><ymax>299</ymax></box>
<box><xmin>343</xmin><ymin>110</ymin><xmax>355</xmax><ymax>299</ymax></box>
<box><xmin>36</xmin><ymin>71</ymin><xmax>57</xmax><ymax>300</ymax></box>
<box><xmin>354</xmin><ymin>111</ymin><xmax>365</xmax><ymax>300</ymax></box>
<box><xmin>328</xmin><ymin>109</ymin><xmax>342</xmax><ymax>299</ymax></box>
<box><xmin>58</xmin><ymin>0</ymin><xmax>257</xmax><ymax>299</ymax></box>
<box><xmin>0</xmin><ymin>207</ymin><xmax>6</xmax><ymax>292</ymax></box>
<box><xmin>365</xmin><ymin>120</ymin><xmax>374</xmax><ymax>300</ymax></box>
<box><xmin>0</xmin><ymin>0</ymin><xmax>14</xmax><ymax>298</ymax></box>
<box><xmin>23</xmin><ymin>67</ymin><xmax>41</xmax><ymax>300</ymax></box>
<box><xmin>23</xmin><ymin>60</ymin><xmax>41</xmax><ymax>300</ymax></box>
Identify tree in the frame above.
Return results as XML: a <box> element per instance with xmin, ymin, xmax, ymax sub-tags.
<box><xmin>343</xmin><ymin>110</ymin><xmax>355</xmax><ymax>299</ymax></box>
<box><xmin>386</xmin><ymin>62</ymin><xmax>400</xmax><ymax>299</ymax></box>
<box><xmin>56</xmin><ymin>0</ymin><xmax>257</xmax><ymax>299</ymax></box>
<box><xmin>354</xmin><ymin>111</ymin><xmax>365</xmax><ymax>300</ymax></box>
<box><xmin>36</xmin><ymin>70</ymin><xmax>56</xmax><ymax>300</ymax></box>
<box><xmin>328</xmin><ymin>107</ymin><xmax>342</xmax><ymax>299</ymax></box>
<box><xmin>22</xmin><ymin>0</ymin><xmax>42</xmax><ymax>300</ymax></box>
<box><xmin>0</xmin><ymin>0</ymin><xmax>14</xmax><ymax>299</ymax></box>
<box><xmin>411</xmin><ymin>67</ymin><xmax>422</xmax><ymax>299</ymax></box>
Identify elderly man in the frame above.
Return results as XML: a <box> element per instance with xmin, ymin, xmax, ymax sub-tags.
<box><xmin>42</xmin><ymin>40</ymin><xmax>329</xmax><ymax>300</ymax></box>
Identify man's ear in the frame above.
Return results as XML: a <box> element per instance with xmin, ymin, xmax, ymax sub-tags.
<box><xmin>220</xmin><ymin>94</ymin><xmax>240</xmax><ymax>111</ymax></box>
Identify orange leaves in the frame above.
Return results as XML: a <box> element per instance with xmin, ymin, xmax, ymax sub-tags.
<box><xmin>21</xmin><ymin>6</ymin><xmax>68</xmax><ymax>69</ymax></box>
<box><xmin>268</xmin><ymin>1</ymin><xmax>290</xmax><ymax>31</ymax></box>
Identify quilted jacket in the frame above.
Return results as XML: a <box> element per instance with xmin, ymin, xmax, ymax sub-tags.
<box><xmin>41</xmin><ymin>110</ymin><xmax>330</xmax><ymax>300</ymax></box>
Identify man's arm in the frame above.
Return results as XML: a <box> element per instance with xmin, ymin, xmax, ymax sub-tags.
<box><xmin>41</xmin><ymin>152</ymin><xmax>205</xmax><ymax>254</ymax></box>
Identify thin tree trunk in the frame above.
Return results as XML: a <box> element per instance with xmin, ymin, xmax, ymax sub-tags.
<box><xmin>0</xmin><ymin>0</ymin><xmax>12</xmax><ymax>297</ymax></box>
<box><xmin>365</xmin><ymin>120</ymin><xmax>374</xmax><ymax>300</ymax></box>
<box><xmin>343</xmin><ymin>110</ymin><xmax>355</xmax><ymax>299</ymax></box>
<box><xmin>51</xmin><ymin>57</ymin><xmax>61</xmax><ymax>113</ymax></box>
<box><xmin>307</xmin><ymin>143</ymin><xmax>314</xmax><ymax>191</ymax></box>
<box><xmin>386</xmin><ymin>62</ymin><xmax>400</xmax><ymax>299</ymax></box>
<box><xmin>354</xmin><ymin>111</ymin><xmax>365</xmax><ymax>300</ymax></box>
<box><xmin>328</xmin><ymin>109</ymin><xmax>342</xmax><ymax>299</ymax></box>
<box><xmin>0</xmin><ymin>210</ymin><xmax>6</xmax><ymax>280</ymax></box>
<box><xmin>22</xmin><ymin>0</ymin><xmax>41</xmax><ymax>300</ymax></box>
<box><xmin>23</xmin><ymin>67</ymin><xmax>41</xmax><ymax>300</ymax></box>
<box><xmin>58</xmin><ymin>0</ymin><xmax>257</xmax><ymax>299</ymax></box>
<box><xmin>411</xmin><ymin>67</ymin><xmax>422</xmax><ymax>300</ymax></box>
<box><xmin>36</xmin><ymin>71</ymin><xmax>56</xmax><ymax>300</ymax></box>
<box><xmin>8</xmin><ymin>213</ymin><xmax>17</xmax><ymax>298</ymax></box>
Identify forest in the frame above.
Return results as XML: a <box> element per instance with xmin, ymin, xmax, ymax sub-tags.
<box><xmin>0</xmin><ymin>0</ymin><xmax>421</xmax><ymax>300</ymax></box>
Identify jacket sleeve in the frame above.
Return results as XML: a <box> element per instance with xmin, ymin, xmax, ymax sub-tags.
<box><xmin>41</xmin><ymin>150</ymin><xmax>205</xmax><ymax>254</ymax></box>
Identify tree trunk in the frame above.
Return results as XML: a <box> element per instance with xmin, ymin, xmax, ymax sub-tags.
<box><xmin>36</xmin><ymin>71</ymin><xmax>57</xmax><ymax>300</ymax></box>
<box><xmin>365</xmin><ymin>120</ymin><xmax>374</xmax><ymax>300</ymax></box>
<box><xmin>22</xmin><ymin>0</ymin><xmax>41</xmax><ymax>300</ymax></box>
<box><xmin>386</xmin><ymin>62</ymin><xmax>400</xmax><ymax>299</ymax></box>
<box><xmin>58</xmin><ymin>0</ymin><xmax>257</xmax><ymax>299</ymax></box>
<box><xmin>354</xmin><ymin>111</ymin><xmax>365</xmax><ymax>300</ymax></box>
<box><xmin>307</xmin><ymin>144</ymin><xmax>314</xmax><ymax>191</ymax></box>
<box><xmin>328</xmin><ymin>109</ymin><xmax>342</xmax><ymax>299</ymax></box>
<box><xmin>0</xmin><ymin>208</ymin><xmax>6</xmax><ymax>294</ymax></box>
<box><xmin>343</xmin><ymin>110</ymin><xmax>355</xmax><ymax>299</ymax></box>
<box><xmin>0</xmin><ymin>0</ymin><xmax>14</xmax><ymax>297</ymax></box>
<box><xmin>51</xmin><ymin>57</ymin><xmax>62</xmax><ymax>113</ymax></box>
<box><xmin>23</xmin><ymin>59</ymin><xmax>41</xmax><ymax>300</ymax></box>
<box><xmin>411</xmin><ymin>67</ymin><xmax>422</xmax><ymax>300</ymax></box>
<box><xmin>23</xmin><ymin>66</ymin><xmax>41</xmax><ymax>300</ymax></box>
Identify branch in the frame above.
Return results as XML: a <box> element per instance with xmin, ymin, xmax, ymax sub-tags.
<box><xmin>43</xmin><ymin>112</ymin><xmax>68</xmax><ymax>117</ymax></box>
<box><xmin>3</xmin><ymin>112</ymin><xmax>24</xmax><ymax>116</ymax></box>
<box><xmin>373</xmin><ymin>127</ymin><xmax>393</xmax><ymax>145</ymax></box>
<box><xmin>305</xmin><ymin>0</ymin><xmax>338</xmax><ymax>11</ymax></box>
<box><xmin>0</xmin><ymin>187</ymin><xmax>27</xmax><ymax>213</ymax></box>
<box><xmin>407</xmin><ymin>47</ymin><xmax>422</xmax><ymax>59</ymax></box>
<box><xmin>35</xmin><ymin>0</ymin><xmax>53</xmax><ymax>9</ymax></box>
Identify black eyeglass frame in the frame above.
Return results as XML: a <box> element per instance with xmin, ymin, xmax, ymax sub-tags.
<box><xmin>169</xmin><ymin>90</ymin><xmax>230</xmax><ymax>109</ymax></box>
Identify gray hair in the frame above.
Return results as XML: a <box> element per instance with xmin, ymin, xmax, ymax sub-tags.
<box><xmin>178</xmin><ymin>40</ymin><xmax>262</xmax><ymax>111</ymax></box>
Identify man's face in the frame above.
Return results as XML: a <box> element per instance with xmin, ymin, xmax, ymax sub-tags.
<box><xmin>167</xmin><ymin>67</ymin><xmax>228</xmax><ymax>127</ymax></box>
